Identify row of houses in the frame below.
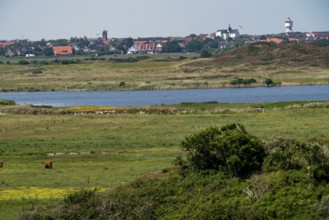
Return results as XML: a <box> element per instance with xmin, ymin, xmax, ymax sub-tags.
<box><xmin>305</xmin><ymin>32</ymin><xmax>329</xmax><ymax>40</ymax></box>
<box><xmin>1</xmin><ymin>29</ymin><xmax>329</xmax><ymax>56</ymax></box>
<box><xmin>127</xmin><ymin>40</ymin><xmax>165</xmax><ymax>54</ymax></box>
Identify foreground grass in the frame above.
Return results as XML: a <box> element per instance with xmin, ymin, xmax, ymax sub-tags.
<box><xmin>1</xmin><ymin>101</ymin><xmax>329</xmax><ymax>218</ymax></box>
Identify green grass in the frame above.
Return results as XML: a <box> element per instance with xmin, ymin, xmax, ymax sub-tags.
<box><xmin>1</xmin><ymin>102</ymin><xmax>329</xmax><ymax>218</ymax></box>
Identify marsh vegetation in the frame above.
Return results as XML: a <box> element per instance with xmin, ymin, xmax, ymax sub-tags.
<box><xmin>1</xmin><ymin>101</ymin><xmax>329</xmax><ymax>218</ymax></box>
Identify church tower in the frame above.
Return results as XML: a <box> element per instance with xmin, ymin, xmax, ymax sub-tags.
<box><xmin>102</xmin><ymin>30</ymin><xmax>108</xmax><ymax>43</ymax></box>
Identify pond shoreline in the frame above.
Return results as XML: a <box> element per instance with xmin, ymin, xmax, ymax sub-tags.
<box><xmin>1</xmin><ymin>85</ymin><xmax>329</xmax><ymax>107</ymax></box>
<box><xmin>1</xmin><ymin>82</ymin><xmax>329</xmax><ymax>93</ymax></box>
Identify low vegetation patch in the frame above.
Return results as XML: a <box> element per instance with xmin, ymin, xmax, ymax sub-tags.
<box><xmin>0</xmin><ymin>99</ymin><xmax>16</xmax><ymax>105</ymax></box>
<box><xmin>109</xmin><ymin>55</ymin><xmax>150</xmax><ymax>63</ymax></box>
<box><xmin>186</xmin><ymin>43</ymin><xmax>329</xmax><ymax>68</ymax></box>
<box><xmin>20</xmin><ymin>123</ymin><xmax>329</xmax><ymax>219</ymax></box>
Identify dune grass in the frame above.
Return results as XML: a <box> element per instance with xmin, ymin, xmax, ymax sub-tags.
<box><xmin>0</xmin><ymin>54</ymin><xmax>328</xmax><ymax>92</ymax></box>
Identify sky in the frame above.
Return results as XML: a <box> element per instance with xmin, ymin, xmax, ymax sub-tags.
<box><xmin>0</xmin><ymin>0</ymin><xmax>328</xmax><ymax>41</ymax></box>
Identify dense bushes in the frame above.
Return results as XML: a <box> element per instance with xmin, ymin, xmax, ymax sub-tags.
<box><xmin>18</xmin><ymin>60</ymin><xmax>30</xmax><ymax>65</ymax></box>
<box><xmin>178</xmin><ymin>123</ymin><xmax>265</xmax><ymax>178</ymax></box>
<box><xmin>19</xmin><ymin>124</ymin><xmax>329</xmax><ymax>219</ymax></box>
<box><xmin>263</xmin><ymin>138</ymin><xmax>329</xmax><ymax>182</ymax></box>
<box><xmin>230</xmin><ymin>78</ymin><xmax>257</xmax><ymax>86</ymax></box>
<box><xmin>109</xmin><ymin>56</ymin><xmax>149</xmax><ymax>63</ymax></box>
<box><xmin>0</xmin><ymin>99</ymin><xmax>16</xmax><ymax>105</ymax></box>
<box><xmin>20</xmin><ymin>189</ymin><xmax>103</xmax><ymax>220</ymax></box>
<box><xmin>32</xmin><ymin>69</ymin><xmax>43</xmax><ymax>74</ymax></box>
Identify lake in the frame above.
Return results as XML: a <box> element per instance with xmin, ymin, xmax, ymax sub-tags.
<box><xmin>0</xmin><ymin>85</ymin><xmax>329</xmax><ymax>107</ymax></box>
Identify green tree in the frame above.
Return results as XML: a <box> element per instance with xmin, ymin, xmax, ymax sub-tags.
<box><xmin>0</xmin><ymin>47</ymin><xmax>6</xmax><ymax>56</ymax></box>
<box><xmin>161</xmin><ymin>40</ymin><xmax>183</xmax><ymax>53</ymax></box>
<box><xmin>117</xmin><ymin>37</ymin><xmax>134</xmax><ymax>54</ymax></box>
<box><xmin>200</xmin><ymin>48</ymin><xmax>212</xmax><ymax>58</ymax></box>
<box><xmin>43</xmin><ymin>47</ymin><xmax>54</xmax><ymax>56</ymax></box>
<box><xmin>189</xmin><ymin>34</ymin><xmax>197</xmax><ymax>40</ymax></box>
<box><xmin>230</xmin><ymin>78</ymin><xmax>244</xmax><ymax>86</ymax></box>
<box><xmin>264</xmin><ymin>78</ymin><xmax>273</xmax><ymax>87</ymax></box>
<box><xmin>18</xmin><ymin>60</ymin><xmax>30</xmax><ymax>65</ymax></box>
<box><xmin>178</xmin><ymin>123</ymin><xmax>265</xmax><ymax>178</ymax></box>
<box><xmin>49</xmin><ymin>39</ymin><xmax>69</xmax><ymax>46</ymax></box>
<box><xmin>186</xmin><ymin>39</ymin><xmax>204</xmax><ymax>52</ymax></box>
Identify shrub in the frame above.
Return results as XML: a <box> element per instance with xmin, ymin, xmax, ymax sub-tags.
<box><xmin>39</xmin><ymin>60</ymin><xmax>49</xmax><ymax>65</ymax></box>
<box><xmin>200</xmin><ymin>49</ymin><xmax>212</xmax><ymax>58</ymax></box>
<box><xmin>0</xmin><ymin>99</ymin><xmax>16</xmax><ymax>105</ymax></box>
<box><xmin>61</xmin><ymin>59</ymin><xmax>78</xmax><ymax>65</ymax></box>
<box><xmin>64</xmin><ymin>189</ymin><xmax>97</xmax><ymax>205</ymax></box>
<box><xmin>263</xmin><ymin>138</ymin><xmax>329</xmax><ymax>182</ymax></box>
<box><xmin>178</xmin><ymin>123</ymin><xmax>265</xmax><ymax>178</ymax></box>
<box><xmin>264</xmin><ymin>78</ymin><xmax>273</xmax><ymax>87</ymax></box>
<box><xmin>18</xmin><ymin>60</ymin><xmax>30</xmax><ymax>65</ymax></box>
<box><xmin>230</xmin><ymin>78</ymin><xmax>257</xmax><ymax>86</ymax></box>
<box><xmin>315</xmin><ymin>195</ymin><xmax>329</xmax><ymax>218</ymax></box>
<box><xmin>20</xmin><ymin>189</ymin><xmax>102</xmax><ymax>219</ymax></box>
<box><xmin>32</xmin><ymin>69</ymin><xmax>43</xmax><ymax>74</ymax></box>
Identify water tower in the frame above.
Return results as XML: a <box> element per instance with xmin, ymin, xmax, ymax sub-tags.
<box><xmin>285</xmin><ymin>18</ymin><xmax>293</xmax><ymax>34</ymax></box>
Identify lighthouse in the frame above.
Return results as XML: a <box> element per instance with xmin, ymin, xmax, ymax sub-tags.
<box><xmin>285</xmin><ymin>18</ymin><xmax>293</xmax><ymax>34</ymax></box>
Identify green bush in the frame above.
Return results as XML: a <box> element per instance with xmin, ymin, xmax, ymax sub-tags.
<box><xmin>20</xmin><ymin>189</ymin><xmax>102</xmax><ymax>220</ymax></box>
<box><xmin>200</xmin><ymin>49</ymin><xmax>212</xmax><ymax>58</ymax></box>
<box><xmin>32</xmin><ymin>69</ymin><xmax>43</xmax><ymax>74</ymax></box>
<box><xmin>64</xmin><ymin>189</ymin><xmax>97</xmax><ymax>205</ymax></box>
<box><xmin>18</xmin><ymin>60</ymin><xmax>30</xmax><ymax>65</ymax></box>
<box><xmin>0</xmin><ymin>99</ymin><xmax>16</xmax><ymax>105</ymax></box>
<box><xmin>315</xmin><ymin>195</ymin><xmax>329</xmax><ymax>218</ymax></box>
<box><xmin>230</xmin><ymin>78</ymin><xmax>257</xmax><ymax>86</ymax></box>
<box><xmin>61</xmin><ymin>59</ymin><xmax>79</xmax><ymax>65</ymax></box>
<box><xmin>39</xmin><ymin>60</ymin><xmax>49</xmax><ymax>65</ymax></box>
<box><xmin>119</xmin><ymin>82</ymin><xmax>126</xmax><ymax>87</ymax></box>
<box><xmin>263</xmin><ymin>138</ymin><xmax>329</xmax><ymax>182</ymax></box>
<box><xmin>179</xmin><ymin>123</ymin><xmax>265</xmax><ymax>178</ymax></box>
<box><xmin>264</xmin><ymin>78</ymin><xmax>273</xmax><ymax>87</ymax></box>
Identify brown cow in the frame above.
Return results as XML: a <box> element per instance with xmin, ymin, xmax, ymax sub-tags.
<box><xmin>45</xmin><ymin>160</ymin><xmax>52</xmax><ymax>169</ymax></box>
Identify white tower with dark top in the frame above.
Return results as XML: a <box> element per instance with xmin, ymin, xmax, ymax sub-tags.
<box><xmin>285</xmin><ymin>18</ymin><xmax>293</xmax><ymax>34</ymax></box>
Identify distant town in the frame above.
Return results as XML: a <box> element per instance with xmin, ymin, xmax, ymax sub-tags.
<box><xmin>1</xmin><ymin>18</ymin><xmax>328</xmax><ymax>57</ymax></box>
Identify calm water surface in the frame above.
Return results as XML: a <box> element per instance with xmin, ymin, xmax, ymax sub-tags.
<box><xmin>0</xmin><ymin>86</ymin><xmax>329</xmax><ymax>107</ymax></box>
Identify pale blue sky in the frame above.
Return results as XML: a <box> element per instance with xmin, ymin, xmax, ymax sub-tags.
<box><xmin>0</xmin><ymin>0</ymin><xmax>328</xmax><ymax>40</ymax></box>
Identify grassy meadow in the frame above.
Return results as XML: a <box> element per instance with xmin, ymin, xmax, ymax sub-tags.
<box><xmin>0</xmin><ymin>52</ymin><xmax>329</xmax><ymax>92</ymax></box>
<box><xmin>1</xmin><ymin>44</ymin><xmax>329</xmax><ymax>218</ymax></box>
<box><xmin>1</xmin><ymin>102</ymin><xmax>329</xmax><ymax>219</ymax></box>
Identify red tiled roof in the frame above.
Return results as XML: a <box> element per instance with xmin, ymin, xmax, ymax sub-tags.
<box><xmin>0</xmin><ymin>42</ymin><xmax>15</xmax><ymax>47</ymax></box>
<box><xmin>288</xmin><ymin>38</ymin><xmax>299</xmax><ymax>42</ymax></box>
<box><xmin>53</xmin><ymin>46</ymin><xmax>73</xmax><ymax>55</ymax></box>
<box><xmin>265</xmin><ymin>38</ymin><xmax>283</xmax><ymax>44</ymax></box>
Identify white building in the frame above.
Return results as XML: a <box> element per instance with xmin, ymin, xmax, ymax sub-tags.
<box><xmin>285</xmin><ymin>18</ymin><xmax>293</xmax><ymax>34</ymax></box>
<box><xmin>216</xmin><ymin>25</ymin><xmax>240</xmax><ymax>40</ymax></box>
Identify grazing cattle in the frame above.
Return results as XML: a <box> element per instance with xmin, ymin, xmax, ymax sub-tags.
<box><xmin>45</xmin><ymin>160</ymin><xmax>53</xmax><ymax>169</ymax></box>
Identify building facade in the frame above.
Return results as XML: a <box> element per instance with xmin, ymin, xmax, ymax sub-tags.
<box><xmin>216</xmin><ymin>25</ymin><xmax>240</xmax><ymax>40</ymax></box>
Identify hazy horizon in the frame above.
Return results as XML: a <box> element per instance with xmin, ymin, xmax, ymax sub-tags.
<box><xmin>1</xmin><ymin>0</ymin><xmax>329</xmax><ymax>41</ymax></box>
